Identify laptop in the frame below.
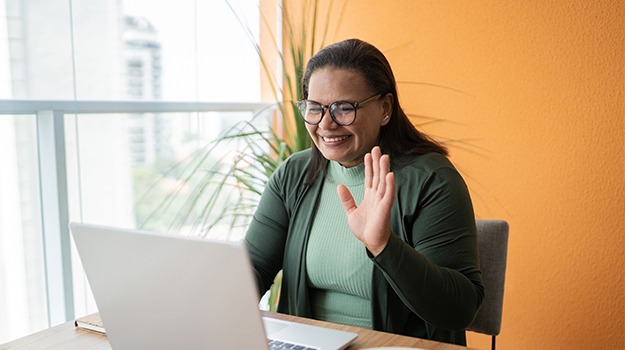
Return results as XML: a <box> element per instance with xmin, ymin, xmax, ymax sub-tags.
<box><xmin>69</xmin><ymin>222</ymin><xmax>357</xmax><ymax>350</ymax></box>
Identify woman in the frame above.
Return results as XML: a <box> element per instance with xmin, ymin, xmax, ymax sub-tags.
<box><xmin>244</xmin><ymin>38</ymin><xmax>483</xmax><ymax>345</ymax></box>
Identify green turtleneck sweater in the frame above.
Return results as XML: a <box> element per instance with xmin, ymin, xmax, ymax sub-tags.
<box><xmin>306</xmin><ymin>161</ymin><xmax>373</xmax><ymax>328</ymax></box>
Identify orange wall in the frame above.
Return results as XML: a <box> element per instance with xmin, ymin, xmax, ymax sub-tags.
<box><xmin>287</xmin><ymin>1</ymin><xmax>625</xmax><ymax>349</ymax></box>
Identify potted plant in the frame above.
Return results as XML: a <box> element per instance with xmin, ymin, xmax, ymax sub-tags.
<box><xmin>135</xmin><ymin>0</ymin><xmax>341</xmax><ymax>310</ymax></box>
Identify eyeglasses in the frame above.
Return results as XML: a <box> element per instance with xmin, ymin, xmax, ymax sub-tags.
<box><xmin>295</xmin><ymin>94</ymin><xmax>382</xmax><ymax>126</ymax></box>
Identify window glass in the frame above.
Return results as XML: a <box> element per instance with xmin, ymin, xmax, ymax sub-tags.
<box><xmin>2</xmin><ymin>0</ymin><xmax>261</xmax><ymax>101</ymax></box>
<box><xmin>0</xmin><ymin>115</ymin><xmax>47</xmax><ymax>344</ymax></box>
<box><xmin>2</xmin><ymin>0</ymin><xmax>75</xmax><ymax>99</ymax></box>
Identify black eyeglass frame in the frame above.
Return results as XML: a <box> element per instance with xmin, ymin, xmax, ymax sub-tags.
<box><xmin>296</xmin><ymin>93</ymin><xmax>383</xmax><ymax>126</ymax></box>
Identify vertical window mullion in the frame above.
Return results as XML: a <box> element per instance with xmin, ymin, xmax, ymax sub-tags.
<box><xmin>36</xmin><ymin>109</ymin><xmax>74</xmax><ymax>326</ymax></box>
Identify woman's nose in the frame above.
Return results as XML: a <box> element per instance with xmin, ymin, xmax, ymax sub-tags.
<box><xmin>318</xmin><ymin>109</ymin><xmax>338</xmax><ymax>129</ymax></box>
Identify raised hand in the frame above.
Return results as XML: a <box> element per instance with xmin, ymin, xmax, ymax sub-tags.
<box><xmin>337</xmin><ymin>146</ymin><xmax>395</xmax><ymax>256</ymax></box>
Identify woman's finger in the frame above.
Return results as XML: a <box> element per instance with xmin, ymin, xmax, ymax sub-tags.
<box><xmin>383</xmin><ymin>172</ymin><xmax>395</xmax><ymax>207</ymax></box>
<box><xmin>364</xmin><ymin>152</ymin><xmax>373</xmax><ymax>189</ymax></box>
<box><xmin>371</xmin><ymin>147</ymin><xmax>381</xmax><ymax>189</ymax></box>
<box><xmin>337</xmin><ymin>184</ymin><xmax>357</xmax><ymax>214</ymax></box>
<box><xmin>378</xmin><ymin>154</ymin><xmax>389</xmax><ymax>196</ymax></box>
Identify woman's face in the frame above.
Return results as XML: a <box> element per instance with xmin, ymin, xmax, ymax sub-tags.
<box><xmin>305</xmin><ymin>67</ymin><xmax>392</xmax><ymax>168</ymax></box>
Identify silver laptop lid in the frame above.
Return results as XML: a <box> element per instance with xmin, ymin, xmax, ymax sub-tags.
<box><xmin>70</xmin><ymin>222</ymin><xmax>268</xmax><ymax>350</ymax></box>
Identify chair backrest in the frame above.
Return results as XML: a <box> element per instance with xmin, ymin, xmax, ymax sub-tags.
<box><xmin>467</xmin><ymin>219</ymin><xmax>509</xmax><ymax>339</ymax></box>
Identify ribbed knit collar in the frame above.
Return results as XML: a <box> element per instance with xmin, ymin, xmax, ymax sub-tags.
<box><xmin>326</xmin><ymin>161</ymin><xmax>365</xmax><ymax>186</ymax></box>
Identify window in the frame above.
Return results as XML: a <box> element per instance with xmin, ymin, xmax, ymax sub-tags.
<box><xmin>0</xmin><ymin>0</ymin><xmax>274</xmax><ymax>343</ymax></box>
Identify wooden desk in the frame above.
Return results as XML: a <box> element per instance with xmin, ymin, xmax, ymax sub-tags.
<box><xmin>0</xmin><ymin>312</ymin><xmax>470</xmax><ymax>350</ymax></box>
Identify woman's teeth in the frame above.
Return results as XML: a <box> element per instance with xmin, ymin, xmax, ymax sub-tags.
<box><xmin>323</xmin><ymin>135</ymin><xmax>349</xmax><ymax>142</ymax></box>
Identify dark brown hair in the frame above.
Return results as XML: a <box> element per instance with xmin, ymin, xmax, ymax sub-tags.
<box><xmin>302</xmin><ymin>38</ymin><xmax>447</xmax><ymax>184</ymax></box>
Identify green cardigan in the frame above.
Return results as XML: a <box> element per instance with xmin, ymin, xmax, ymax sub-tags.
<box><xmin>244</xmin><ymin>149</ymin><xmax>484</xmax><ymax>345</ymax></box>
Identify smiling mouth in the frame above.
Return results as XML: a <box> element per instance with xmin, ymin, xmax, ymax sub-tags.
<box><xmin>322</xmin><ymin>135</ymin><xmax>350</xmax><ymax>142</ymax></box>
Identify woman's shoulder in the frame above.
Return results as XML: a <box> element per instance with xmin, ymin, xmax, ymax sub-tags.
<box><xmin>280</xmin><ymin>149</ymin><xmax>312</xmax><ymax>170</ymax></box>
<box><xmin>392</xmin><ymin>152</ymin><xmax>470</xmax><ymax>197</ymax></box>
<box><xmin>392</xmin><ymin>151</ymin><xmax>455</xmax><ymax>173</ymax></box>
<box><xmin>271</xmin><ymin>149</ymin><xmax>312</xmax><ymax>180</ymax></box>
<box><xmin>287</xmin><ymin>148</ymin><xmax>313</xmax><ymax>163</ymax></box>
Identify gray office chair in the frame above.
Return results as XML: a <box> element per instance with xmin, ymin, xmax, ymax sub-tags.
<box><xmin>467</xmin><ymin>219</ymin><xmax>509</xmax><ymax>350</ymax></box>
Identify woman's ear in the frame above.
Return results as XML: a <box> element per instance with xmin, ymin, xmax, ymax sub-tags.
<box><xmin>381</xmin><ymin>93</ymin><xmax>394</xmax><ymax>126</ymax></box>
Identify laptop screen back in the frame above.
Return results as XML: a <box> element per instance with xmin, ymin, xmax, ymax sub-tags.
<box><xmin>70</xmin><ymin>222</ymin><xmax>268</xmax><ymax>350</ymax></box>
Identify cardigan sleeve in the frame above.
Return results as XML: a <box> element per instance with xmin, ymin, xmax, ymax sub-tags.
<box><xmin>244</xmin><ymin>162</ymin><xmax>290</xmax><ymax>296</ymax></box>
<box><xmin>370</xmin><ymin>165</ymin><xmax>484</xmax><ymax>331</ymax></box>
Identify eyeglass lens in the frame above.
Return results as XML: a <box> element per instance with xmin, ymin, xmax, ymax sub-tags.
<box><xmin>298</xmin><ymin>101</ymin><xmax>356</xmax><ymax>126</ymax></box>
